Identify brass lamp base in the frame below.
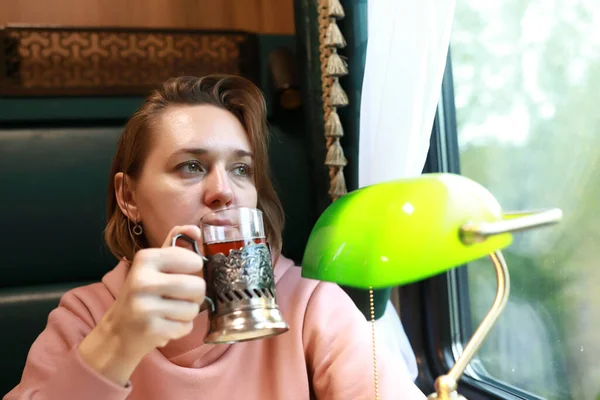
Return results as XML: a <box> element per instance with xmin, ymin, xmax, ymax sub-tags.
<box><xmin>428</xmin><ymin>391</ymin><xmax>468</xmax><ymax>400</ymax></box>
<box><xmin>427</xmin><ymin>375</ymin><xmax>467</xmax><ymax>400</ymax></box>
<box><xmin>204</xmin><ymin>307</ymin><xmax>289</xmax><ymax>344</ymax></box>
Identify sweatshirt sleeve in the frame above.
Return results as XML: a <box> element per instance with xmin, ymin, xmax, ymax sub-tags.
<box><xmin>303</xmin><ymin>282</ymin><xmax>426</xmax><ymax>400</ymax></box>
<box><xmin>3</xmin><ymin>290</ymin><xmax>131</xmax><ymax>400</ymax></box>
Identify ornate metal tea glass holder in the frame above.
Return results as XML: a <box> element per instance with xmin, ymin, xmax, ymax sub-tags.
<box><xmin>172</xmin><ymin>207</ymin><xmax>289</xmax><ymax>344</ymax></box>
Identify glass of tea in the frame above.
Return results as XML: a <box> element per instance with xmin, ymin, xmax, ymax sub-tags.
<box><xmin>199</xmin><ymin>207</ymin><xmax>289</xmax><ymax>343</ymax></box>
<box><xmin>201</xmin><ymin>207</ymin><xmax>268</xmax><ymax>256</ymax></box>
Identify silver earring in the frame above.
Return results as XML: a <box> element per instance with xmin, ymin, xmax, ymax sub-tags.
<box><xmin>132</xmin><ymin>220</ymin><xmax>143</xmax><ymax>236</ymax></box>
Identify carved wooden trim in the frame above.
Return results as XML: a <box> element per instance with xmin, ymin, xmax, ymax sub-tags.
<box><xmin>0</xmin><ymin>25</ymin><xmax>259</xmax><ymax>96</ymax></box>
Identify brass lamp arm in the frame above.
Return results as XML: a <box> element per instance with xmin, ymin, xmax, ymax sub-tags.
<box><xmin>460</xmin><ymin>208</ymin><xmax>563</xmax><ymax>245</ymax></box>
<box><xmin>429</xmin><ymin>250</ymin><xmax>510</xmax><ymax>400</ymax></box>
<box><xmin>449</xmin><ymin>251</ymin><xmax>509</xmax><ymax>381</ymax></box>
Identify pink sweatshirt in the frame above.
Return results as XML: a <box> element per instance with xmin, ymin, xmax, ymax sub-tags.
<box><xmin>5</xmin><ymin>255</ymin><xmax>425</xmax><ymax>400</ymax></box>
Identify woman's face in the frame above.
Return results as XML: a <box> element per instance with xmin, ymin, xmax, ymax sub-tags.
<box><xmin>119</xmin><ymin>104</ymin><xmax>258</xmax><ymax>248</ymax></box>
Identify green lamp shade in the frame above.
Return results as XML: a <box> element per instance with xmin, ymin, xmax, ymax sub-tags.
<box><xmin>301</xmin><ymin>173</ymin><xmax>513</xmax><ymax>289</ymax></box>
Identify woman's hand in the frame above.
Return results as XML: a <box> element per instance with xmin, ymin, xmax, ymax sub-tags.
<box><xmin>78</xmin><ymin>225</ymin><xmax>205</xmax><ymax>386</ymax></box>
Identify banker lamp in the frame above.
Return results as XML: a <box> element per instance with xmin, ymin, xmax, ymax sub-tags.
<box><xmin>301</xmin><ymin>173</ymin><xmax>562</xmax><ymax>400</ymax></box>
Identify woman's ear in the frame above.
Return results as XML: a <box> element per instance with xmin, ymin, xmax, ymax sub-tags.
<box><xmin>114</xmin><ymin>172</ymin><xmax>141</xmax><ymax>222</ymax></box>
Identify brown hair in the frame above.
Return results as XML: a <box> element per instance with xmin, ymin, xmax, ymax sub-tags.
<box><xmin>105</xmin><ymin>75</ymin><xmax>285</xmax><ymax>261</ymax></box>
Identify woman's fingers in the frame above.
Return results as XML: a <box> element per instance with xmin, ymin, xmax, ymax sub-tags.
<box><xmin>134</xmin><ymin>294</ymin><xmax>201</xmax><ymax>322</ymax></box>
<box><xmin>131</xmin><ymin>266</ymin><xmax>206</xmax><ymax>303</ymax></box>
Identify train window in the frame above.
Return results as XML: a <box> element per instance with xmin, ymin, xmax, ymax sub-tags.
<box><xmin>449</xmin><ymin>1</ymin><xmax>600</xmax><ymax>399</ymax></box>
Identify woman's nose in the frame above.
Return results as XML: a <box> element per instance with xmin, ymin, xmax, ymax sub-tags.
<box><xmin>203</xmin><ymin>168</ymin><xmax>233</xmax><ymax>208</ymax></box>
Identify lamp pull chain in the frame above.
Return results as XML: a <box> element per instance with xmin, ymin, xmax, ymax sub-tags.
<box><xmin>369</xmin><ymin>287</ymin><xmax>379</xmax><ymax>399</ymax></box>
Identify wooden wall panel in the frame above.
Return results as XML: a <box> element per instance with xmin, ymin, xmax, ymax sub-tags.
<box><xmin>0</xmin><ymin>0</ymin><xmax>295</xmax><ymax>34</ymax></box>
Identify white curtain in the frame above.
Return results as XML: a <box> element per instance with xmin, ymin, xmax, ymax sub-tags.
<box><xmin>359</xmin><ymin>0</ymin><xmax>456</xmax><ymax>381</ymax></box>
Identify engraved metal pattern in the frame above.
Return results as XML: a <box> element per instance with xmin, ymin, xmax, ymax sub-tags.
<box><xmin>205</xmin><ymin>243</ymin><xmax>279</xmax><ymax>316</ymax></box>
<box><xmin>0</xmin><ymin>26</ymin><xmax>259</xmax><ymax>96</ymax></box>
<box><xmin>207</xmin><ymin>243</ymin><xmax>275</xmax><ymax>299</ymax></box>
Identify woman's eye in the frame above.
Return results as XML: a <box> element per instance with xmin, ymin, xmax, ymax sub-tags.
<box><xmin>179</xmin><ymin>161</ymin><xmax>204</xmax><ymax>175</ymax></box>
<box><xmin>232</xmin><ymin>164</ymin><xmax>253</xmax><ymax>177</ymax></box>
<box><xmin>187</xmin><ymin>162</ymin><xmax>201</xmax><ymax>172</ymax></box>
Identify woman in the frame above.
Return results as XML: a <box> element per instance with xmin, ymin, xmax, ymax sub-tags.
<box><xmin>5</xmin><ymin>75</ymin><xmax>425</xmax><ymax>399</ymax></box>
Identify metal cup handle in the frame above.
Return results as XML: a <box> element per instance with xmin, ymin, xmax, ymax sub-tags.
<box><xmin>171</xmin><ymin>233</ymin><xmax>215</xmax><ymax>313</ymax></box>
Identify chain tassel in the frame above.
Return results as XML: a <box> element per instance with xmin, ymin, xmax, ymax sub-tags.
<box><xmin>369</xmin><ymin>287</ymin><xmax>379</xmax><ymax>399</ymax></box>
